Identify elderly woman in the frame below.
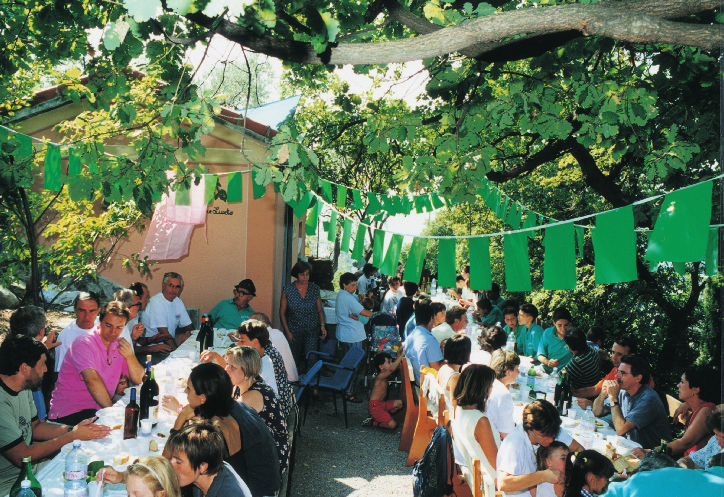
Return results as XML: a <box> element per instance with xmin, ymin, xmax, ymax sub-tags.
<box><xmin>279</xmin><ymin>260</ymin><xmax>327</xmax><ymax>371</ymax></box>
<box><xmin>470</xmin><ymin>324</ymin><xmax>507</xmax><ymax>366</ymax></box>
<box><xmin>224</xmin><ymin>346</ymin><xmax>290</xmax><ymax>474</ymax></box>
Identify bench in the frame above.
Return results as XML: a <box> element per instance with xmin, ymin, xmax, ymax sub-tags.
<box><xmin>398</xmin><ymin>357</ymin><xmax>419</xmax><ymax>453</ymax></box>
<box><xmin>406</xmin><ymin>369</ymin><xmax>447</xmax><ymax>465</ymax></box>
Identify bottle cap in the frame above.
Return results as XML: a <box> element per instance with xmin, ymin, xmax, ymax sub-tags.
<box><xmin>21</xmin><ymin>480</ymin><xmax>31</xmax><ymax>489</ymax></box>
<box><xmin>73</xmin><ymin>439</ymin><xmax>81</xmax><ymax>447</ymax></box>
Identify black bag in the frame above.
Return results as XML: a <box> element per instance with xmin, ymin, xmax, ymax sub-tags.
<box><xmin>412</xmin><ymin>424</ymin><xmax>455</xmax><ymax>497</ymax></box>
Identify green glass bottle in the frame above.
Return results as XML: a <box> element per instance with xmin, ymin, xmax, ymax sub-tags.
<box><xmin>9</xmin><ymin>457</ymin><xmax>42</xmax><ymax>497</ymax></box>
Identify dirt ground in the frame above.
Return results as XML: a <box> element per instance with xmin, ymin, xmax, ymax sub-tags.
<box><xmin>0</xmin><ymin>306</ymin><xmax>76</xmax><ymax>334</ymax></box>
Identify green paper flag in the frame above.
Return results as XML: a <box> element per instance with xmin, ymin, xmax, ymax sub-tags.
<box><xmin>391</xmin><ymin>196</ymin><xmax>404</xmax><ymax>214</ymax></box>
<box><xmin>320</xmin><ymin>179</ymin><xmax>333</xmax><ymax>203</ymax></box>
<box><xmin>705</xmin><ymin>229</ymin><xmax>718</xmax><ymax>277</ymax></box>
<box><xmin>336</xmin><ymin>184</ymin><xmax>348</xmax><ymax>209</ymax></box>
<box><xmin>305</xmin><ymin>200</ymin><xmax>319</xmax><ymax>236</ymax></box>
<box><xmin>366</xmin><ymin>192</ymin><xmax>383</xmax><ymax>216</ymax></box>
<box><xmin>68</xmin><ymin>148</ymin><xmax>81</xmax><ymax>176</ymax></box>
<box><xmin>499</xmin><ymin>197</ymin><xmax>510</xmax><ymax>220</ymax></box>
<box><xmin>400</xmin><ymin>196</ymin><xmax>413</xmax><ymax>215</ymax></box>
<box><xmin>251</xmin><ymin>169</ymin><xmax>266</xmax><ymax>199</ymax></box>
<box><xmin>380</xmin><ymin>234</ymin><xmax>404</xmax><ymax>276</ymax></box>
<box><xmin>644</xmin><ymin>230</ymin><xmax>660</xmax><ymax>272</ymax></box>
<box><xmin>413</xmin><ymin>195</ymin><xmax>425</xmax><ymax>214</ymax></box>
<box><xmin>351</xmin><ymin>221</ymin><xmax>368</xmax><ymax>261</ymax></box>
<box><xmin>575</xmin><ymin>226</ymin><xmax>585</xmax><ymax>258</ymax></box>
<box><xmin>543</xmin><ymin>222</ymin><xmax>576</xmax><ymax>290</ymax></box>
<box><xmin>340</xmin><ymin>218</ymin><xmax>353</xmax><ymax>252</ymax></box>
<box><xmin>293</xmin><ymin>190</ymin><xmax>313</xmax><ymax>219</ymax></box>
<box><xmin>468</xmin><ymin>237</ymin><xmax>492</xmax><ymax>291</ymax></box>
<box><xmin>227</xmin><ymin>172</ymin><xmax>242</xmax><ymax>202</ymax></box>
<box><xmin>484</xmin><ymin>189</ymin><xmax>497</xmax><ymax>210</ymax></box>
<box><xmin>44</xmin><ymin>144</ymin><xmax>62</xmax><ymax>191</ymax></box>
<box><xmin>592</xmin><ymin>206</ymin><xmax>637</xmax><ymax>284</ymax></box>
<box><xmin>0</xmin><ymin>126</ymin><xmax>7</xmax><ymax>142</ymax></box>
<box><xmin>645</xmin><ymin>181</ymin><xmax>713</xmax><ymax>262</ymax></box>
<box><xmin>352</xmin><ymin>189</ymin><xmax>364</xmax><ymax>210</ymax></box>
<box><xmin>204</xmin><ymin>174</ymin><xmax>217</xmax><ymax>205</ymax></box>
<box><xmin>673</xmin><ymin>262</ymin><xmax>686</xmax><ymax>276</ymax></box>
<box><xmin>380</xmin><ymin>195</ymin><xmax>395</xmax><ymax>214</ymax></box>
<box><xmin>438</xmin><ymin>238</ymin><xmax>457</xmax><ymax>288</ymax></box>
<box><xmin>67</xmin><ymin>149</ymin><xmax>84</xmax><ymax>201</ymax></box>
<box><xmin>372</xmin><ymin>230</ymin><xmax>386</xmax><ymax>268</ymax></box>
<box><xmin>504</xmin><ymin>232</ymin><xmax>532</xmax><ymax>292</ymax></box>
<box><xmin>420</xmin><ymin>195</ymin><xmax>433</xmax><ymax>213</ymax></box>
<box><xmin>326</xmin><ymin>211</ymin><xmax>338</xmax><ymax>242</ymax></box>
<box><xmin>506</xmin><ymin>203</ymin><xmax>523</xmax><ymax>229</ymax></box>
<box><xmin>403</xmin><ymin>238</ymin><xmax>428</xmax><ymax>283</ymax></box>
<box><xmin>431</xmin><ymin>193</ymin><xmax>445</xmax><ymax>209</ymax></box>
<box><xmin>521</xmin><ymin>212</ymin><xmax>538</xmax><ymax>237</ymax></box>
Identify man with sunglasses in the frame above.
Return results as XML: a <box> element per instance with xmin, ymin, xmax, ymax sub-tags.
<box><xmin>142</xmin><ymin>272</ymin><xmax>194</xmax><ymax>349</ymax></box>
<box><xmin>592</xmin><ymin>355</ymin><xmax>671</xmax><ymax>449</ymax></box>
<box><xmin>208</xmin><ymin>279</ymin><xmax>256</xmax><ymax>330</ymax></box>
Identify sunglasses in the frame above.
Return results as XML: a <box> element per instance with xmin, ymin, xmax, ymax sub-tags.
<box><xmin>235</xmin><ymin>288</ymin><xmax>253</xmax><ymax>296</ymax></box>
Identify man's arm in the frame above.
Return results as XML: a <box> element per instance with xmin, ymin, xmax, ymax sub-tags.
<box><xmin>175</xmin><ymin>324</ymin><xmax>194</xmax><ymax>345</ymax></box>
<box><xmin>604</xmin><ymin>381</ymin><xmax>636</xmax><ymax>436</ymax></box>
<box><xmin>571</xmin><ymin>385</ymin><xmax>600</xmax><ymax>399</ymax></box>
<box><xmin>428</xmin><ymin>360</ymin><xmax>442</xmax><ymax>371</ymax></box>
<box><xmin>80</xmin><ymin>369</ymin><xmax>114</xmax><ymax>408</ymax></box>
<box><xmin>498</xmin><ymin>469</ymin><xmax>560</xmax><ymax>493</ymax></box>
<box><xmin>118</xmin><ymin>338</ymin><xmax>145</xmax><ymax>384</ymax></box>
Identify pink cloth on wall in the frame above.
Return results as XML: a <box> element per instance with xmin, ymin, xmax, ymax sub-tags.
<box><xmin>166</xmin><ymin>174</ymin><xmax>208</xmax><ymax>225</ymax></box>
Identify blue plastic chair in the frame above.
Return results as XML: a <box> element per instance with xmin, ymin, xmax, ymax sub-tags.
<box><xmin>295</xmin><ymin>360</ymin><xmax>324</xmax><ymax>430</ymax></box>
<box><xmin>304</xmin><ymin>345</ymin><xmax>366</xmax><ymax>428</ymax></box>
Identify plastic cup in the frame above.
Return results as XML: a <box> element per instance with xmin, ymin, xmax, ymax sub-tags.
<box><xmin>140</xmin><ymin>419</ymin><xmax>153</xmax><ymax>436</ymax></box>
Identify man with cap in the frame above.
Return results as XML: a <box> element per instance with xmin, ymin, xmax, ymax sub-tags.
<box><xmin>208</xmin><ymin>279</ymin><xmax>256</xmax><ymax>329</ymax></box>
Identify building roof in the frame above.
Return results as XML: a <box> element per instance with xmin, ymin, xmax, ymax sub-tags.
<box><xmin>236</xmin><ymin>95</ymin><xmax>301</xmax><ymax>130</ymax></box>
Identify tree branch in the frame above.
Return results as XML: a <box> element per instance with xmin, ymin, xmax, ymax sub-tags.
<box><xmin>568</xmin><ymin>140</ymin><xmax>635</xmax><ymax>207</ymax></box>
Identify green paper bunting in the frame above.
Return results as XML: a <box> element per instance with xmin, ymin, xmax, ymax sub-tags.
<box><xmin>506</xmin><ymin>203</ymin><xmax>523</xmax><ymax>229</ymax></box>
<box><xmin>403</xmin><ymin>238</ymin><xmax>428</xmax><ymax>283</ymax></box>
<box><xmin>705</xmin><ymin>228</ymin><xmax>718</xmax><ymax>277</ymax></box>
<box><xmin>420</xmin><ymin>195</ymin><xmax>433</xmax><ymax>213</ymax></box>
<box><xmin>380</xmin><ymin>195</ymin><xmax>395</xmax><ymax>214</ymax></box>
<box><xmin>592</xmin><ymin>206</ymin><xmax>637</xmax><ymax>284</ymax></box>
<box><xmin>499</xmin><ymin>197</ymin><xmax>510</xmax><ymax>220</ymax></box>
<box><xmin>413</xmin><ymin>195</ymin><xmax>425</xmax><ymax>214</ymax></box>
<box><xmin>673</xmin><ymin>262</ymin><xmax>686</xmax><ymax>276</ymax></box>
<box><xmin>305</xmin><ymin>200</ymin><xmax>320</xmax><ymax>236</ymax></box>
<box><xmin>320</xmin><ymin>179</ymin><xmax>333</xmax><ymax>203</ymax></box>
<box><xmin>438</xmin><ymin>238</ymin><xmax>457</xmax><ymax>288</ymax></box>
<box><xmin>431</xmin><ymin>193</ymin><xmax>445</xmax><ymax>209</ymax></box>
<box><xmin>366</xmin><ymin>192</ymin><xmax>383</xmax><ymax>216</ymax></box>
<box><xmin>340</xmin><ymin>218</ymin><xmax>353</xmax><ymax>252</ymax></box>
<box><xmin>391</xmin><ymin>196</ymin><xmax>404</xmax><ymax>214</ymax></box>
<box><xmin>543</xmin><ymin>222</ymin><xmax>576</xmax><ymax>290</ymax></box>
<box><xmin>44</xmin><ymin>144</ymin><xmax>62</xmax><ymax>191</ymax></box>
<box><xmin>336</xmin><ymin>184</ymin><xmax>348</xmax><ymax>209</ymax></box>
<box><xmin>645</xmin><ymin>181</ymin><xmax>713</xmax><ymax>262</ymax></box>
<box><xmin>227</xmin><ymin>172</ymin><xmax>242</xmax><ymax>202</ymax></box>
<box><xmin>293</xmin><ymin>190</ymin><xmax>313</xmax><ymax>219</ymax></box>
<box><xmin>68</xmin><ymin>148</ymin><xmax>81</xmax><ymax>176</ymax></box>
<box><xmin>326</xmin><ymin>211</ymin><xmax>338</xmax><ymax>243</ymax></box>
<box><xmin>352</xmin><ymin>189</ymin><xmax>364</xmax><ymax>210</ymax></box>
<box><xmin>251</xmin><ymin>169</ymin><xmax>266</xmax><ymax>199</ymax></box>
<box><xmin>575</xmin><ymin>226</ymin><xmax>585</xmax><ymax>257</ymax></box>
<box><xmin>380</xmin><ymin>234</ymin><xmax>404</xmax><ymax>277</ymax></box>
<box><xmin>372</xmin><ymin>230</ymin><xmax>386</xmax><ymax>268</ymax></box>
<box><xmin>468</xmin><ymin>237</ymin><xmax>492</xmax><ymax>291</ymax></box>
<box><xmin>400</xmin><ymin>197</ymin><xmax>413</xmax><ymax>215</ymax></box>
<box><xmin>504</xmin><ymin>232</ymin><xmax>532</xmax><ymax>292</ymax></box>
<box><xmin>351</xmin><ymin>221</ymin><xmax>368</xmax><ymax>261</ymax></box>
<box><xmin>204</xmin><ymin>174</ymin><xmax>217</xmax><ymax>205</ymax></box>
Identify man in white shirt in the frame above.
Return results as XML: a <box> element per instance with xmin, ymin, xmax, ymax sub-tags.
<box><xmin>432</xmin><ymin>305</ymin><xmax>468</xmax><ymax>343</ymax></box>
<box><xmin>112</xmin><ymin>288</ymin><xmax>145</xmax><ymax>346</ymax></box>
<box><xmin>487</xmin><ymin>349</ymin><xmax>520</xmax><ymax>439</ymax></box>
<box><xmin>357</xmin><ymin>264</ymin><xmax>378</xmax><ymax>299</ymax></box>
<box><xmin>54</xmin><ymin>292</ymin><xmax>101</xmax><ymax>372</ymax></box>
<box><xmin>141</xmin><ymin>272</ymin><xmax>194</xmax><ymax>349</ymax></box>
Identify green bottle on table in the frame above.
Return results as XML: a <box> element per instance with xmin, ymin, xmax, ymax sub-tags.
<box><xmin>9</xmin><ymin>457</ymin><xmax>42</xmax><ymax>497</ymax></box>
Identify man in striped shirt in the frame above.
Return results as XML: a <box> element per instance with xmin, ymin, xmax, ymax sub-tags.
<box><xmin>562</xmin><ymin>327</ymin><xmax>602</xmax><ymax>392</ymax></box>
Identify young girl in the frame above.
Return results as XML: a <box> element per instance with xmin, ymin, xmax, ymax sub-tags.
<box><xmin>98</xmin><ymin>455</ymin><xmax>181</xmax><ymax>497</ymax></box>
<box><xmin>536</xmin><ymin>441</ymin><xmax>571</xmax><ymax>497</ymax></box>
<box><xmin>564</xmin><ymin>449</ymin><xmax>615</xmax><ymax>497</ymax></box>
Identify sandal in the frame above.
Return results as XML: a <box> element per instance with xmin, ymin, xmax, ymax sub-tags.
<box><xmin>345</xmin><ymin>394</ymin><xmax>363</xmax><ymax>404</ymax></box>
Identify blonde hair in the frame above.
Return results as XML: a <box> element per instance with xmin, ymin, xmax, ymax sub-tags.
<box><xmin>224</xmin><ymin>346</ymin><xmax>262</xmax><ymax>381</ymax></box>
<box><xmin>126</xmin><ymin>456</ymin><xmax>180</xmax><ymax>497</ymax></box>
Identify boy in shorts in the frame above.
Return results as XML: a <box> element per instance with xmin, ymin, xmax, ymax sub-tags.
<box><xmin>362</xmin><ymin>349</ymin><xmax>404</xmax><ymax>429</ymax></box>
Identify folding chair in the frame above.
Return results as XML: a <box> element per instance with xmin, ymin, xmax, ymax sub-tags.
<box><xmin>398</xmin><ymin>357</ymin><xmax>419</xmax><ymax>452</ymax></box>
<box><xmin>295</xmin><ymin>360</ymin><xmax>324</xmax><ymax>428</ymax></box>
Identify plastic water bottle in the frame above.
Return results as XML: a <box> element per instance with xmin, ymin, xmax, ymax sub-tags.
<box><xmin>430</xmin><ymin>278</ymin><xmax>437</xmax><ymax>296</ymax></box>
<box><xmin>64</xmin><ymin>440</ymin><xmax>88</xmax><ymax>497</ymax></box>
<box><xmin>17</xmin><ymin>480</ymin><xmax>35</xmax><ymax>497</ymax></box>
<box><xmin>580</xmin><ymin>406</ymin><xmax>596</xmax><ymax>450</ymax></box>
<box><xmin>506</xmin><ymin>331</ymin><xmax>516</xmax><ymax>351</ymax></box>
<box><xmin>547</xmin><ymin>367</ymin><xmax>558</xmax><ymax>403</ymax></box>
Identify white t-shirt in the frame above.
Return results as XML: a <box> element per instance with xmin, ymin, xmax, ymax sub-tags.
<box><xmin>54</xmin><ymin>320</ymin><xmax>98</xmax><ymax>372</ymax></box>
<box><xmin>497</xmin><ymin>424</ymin><xmax>537</xmax><ymax>497</ymax></box>
<box><xmin>432</xmin><ymin>323</ymin><xmax>455</xmax><ymax>344</ymax></box>
<box><xmin>487</xmin><ymin>379</ymin><xmax>515</xmax><ymax>435</ymax></box>
<box><xmin>268</xmin><ymin>327</ymin><xmax>298</xmax><ymax>382</ymax></box>
<box><xmin>470</xmin><ymin>349</ymin><xmax>492</xmax><ymax>366</ymax></box>
<box><xmin>260</xmin><ymin>355</ymin><xmax>278</xmax><ymax>394</ymax></box>
<box><xmin>142</xmin><ymin>293</ymin><xmax>192</xmax><ymax>339</ymax></box>
<box><xmin>382</xmin><ymin>288</ymin><xmax>405</xmax><ymax>314</ymax></box>
<box><xmin>536</xmin><ymin>482</ymin><xmax>558</xmax><ymax>497</ymax></box>
<box><xmin>120</xmin><ymin>316</ymin><xmax>138</xmax><ymax>346</ymax></box>
<box><xmin>357</xmin><ymin>275</ymin><xmax>376</xmax><ymax>296</ymax></box>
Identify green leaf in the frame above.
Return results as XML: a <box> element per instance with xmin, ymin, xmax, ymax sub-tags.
<box><xmin>123</xmin><ymin>0</ymin><xmax>161</xmax><ymax>22</ymax></box>
<box><xmin>319</xmin><ymin>11</ymin><xmax>340</xmax><ymax>43</ymax></box>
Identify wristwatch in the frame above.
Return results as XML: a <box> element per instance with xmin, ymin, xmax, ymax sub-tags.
<box><xmin>67</xmin><ymin>426</ymin><xmax>74</xmax><ymax>433</ymax></box>
<box><xmin>611</xmin><ymin>400</ymin><xmax>620</xmax><ymax>406</ymax></box>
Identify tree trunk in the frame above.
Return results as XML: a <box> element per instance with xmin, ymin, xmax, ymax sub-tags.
<box><xmin>18</xmin><ymin>188</ymin><xmax>40</xmax><ymax>307</ymax></box>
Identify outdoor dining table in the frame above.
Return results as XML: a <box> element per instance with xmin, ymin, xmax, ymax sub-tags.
<box><xmin>33</xmin><ymin>329</ymin><xmax>235</xmax><ymax>496</ymax></box>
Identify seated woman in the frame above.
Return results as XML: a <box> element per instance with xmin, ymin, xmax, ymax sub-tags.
<box><xmin>633</xmin><ymin>365</ymin><xmax>718</xmax><ymax>459</ymax></box>
<box><xmin>451</xmin><ymin>364</ymin><xmax>500</xmax><ymax>484</ymax></box>
<box><xmin>437</xmin><ymin>333</ymin><xmax>471</xmax><ymax>408</ymax></box>
<box><xmin>161</xmin><ymin>363</ymin><xmax>280</xmax><ymax>497</ymax></box>
<box><xmin>98</xmin><ymin>455</ymin><xmax>181</xmax><ymax>497</ymax></box>
<box><xmin>470</xmin><ymin>324</ymin><xmax>507</xmax><ymax>366</ymax></box>
<box><xmin>535</xmin><ymin>442</ymin><xmax>571</xmax><ymax>497</ymax></box>
<box><xmin>224</xmin><ymin>346</ymin><xmax>290</xmax><ymax>474</ymax></box>
<box><xmin>563</xmin><ymin>449</ymin><xmax>615</xmax><ymax>497</ymax></box>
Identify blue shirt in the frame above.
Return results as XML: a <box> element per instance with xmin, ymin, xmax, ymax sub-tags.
<box><xmin>601</xmin><ymin>467</ymin><xmax>724</xmax><ymax>497</ymax></box>
<box><xmin>604</xmin><ymin>384</ymin><xmax>672</xmax><ymax>449</ymax></box>
<box><xmin>517</xmin><ymin>323</ymin><xmax>544</xmax><ymax>357</ymax></box>
<box><xmin>405</xmin><ymin>325</ymin><xmax>443</xmax><ymax>385</ymax></box>
<box><xmin>405</xmin><ymin>314</ymin><xmax>416</xmax><ymax>339</ymax></box>
<box><xmin>209</xmin><ymin>299</ymin><xmax>255</xmax><ymax>330</ymax></box>
<box><xmin>480</xmin><ymin>306</ymin><xmax>504</xmax><ymax>326</ymax></box>
<box><xmin>32</xmin><ymin>388</ymin><xmax>46</xmax><ymax>420</ymax></box>
<box><xmin>335</xmin><ymin>290</ymin><xmax>365</xmax><ymax>343</ymax></box>
<box><xmin>537</xmin><ymin>327</ymin><xmax>574</xmax><ymax>372</ymax></box>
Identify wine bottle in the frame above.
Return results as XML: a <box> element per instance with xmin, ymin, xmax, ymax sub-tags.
<box><xmin>123</xmin><ymin>388</ymin><xmax>140</xmax><ymax>439</ymax></box>
<box><xmin>139</xmin><ymin>363</ymin><xmax>159</xmax><ymax>423</ymax></box>
<box><xmin>9</xmin><ymin>457</ymin><xmax>41</xmax><ymax>497</ymax></box>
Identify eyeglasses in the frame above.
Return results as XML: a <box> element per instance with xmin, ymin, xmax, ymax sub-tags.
<box><xmin>129</xmin><ymin>303</ymin><xmax>142</xmax><ymax>309</ymax></box>
<box><xmin>616</xmin><ymin>369</ymin><xmax>633</xmax><ymax>376</ymax></box>
<box><xmin>235</xmin><ymin>289</ymin><xmax>252</xmax><ymax>296</ymax></box>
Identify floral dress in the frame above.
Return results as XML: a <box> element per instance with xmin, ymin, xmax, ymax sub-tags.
<box><xmin>246</xmin><ymin>380</ymin><xmax>290</xmax><ymax>474</ymax></box>
<box><xmin>283</xmin><ymin>282</ymin><xmax>321</xmax><ymax>367</ymax></box>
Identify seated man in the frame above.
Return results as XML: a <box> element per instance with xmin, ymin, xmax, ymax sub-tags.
<box><xmin>142</xmin><ymin>272</ymin><xmax>194</xmax><ymax>349</ymax></box>
<box><xmin>9</xmin><ymin>306</ymin><xmax>61</xmax><ymax>420</ymax></box>
<box><xmin>497</xmin><ymin>400</ymin><xmax>565</xmax><ymax>497</ymax></box>
<box><xmin>209</xmin><ymin>279</ymin><xmax>256</xmax><ymax>330</ymax></box>
<box><xmin>432</xmin><ymin>305</ymin><xmax>468</xmax><ymax>344</ymax></box>
<box><xmin>404</xmin><ymin>302</ymin><xmax>443</xmax><ymax>385</ymax></box>
<box><xmin>112</xmin><ymin>288</ymin><xmax>146</xmax><ymax>347</ymax></box>
<box><xmin>592</xmin><ymin>355</ymin><xmax>671</xmax><ymax>449</ymax></box>
<box><xmin>502</xmin><ymin>305</ymin><xmax>525</xmax><ymax>344</ymax></box>
<box><xmin>536</xmin><ymin>307</ymin><xmax>574</xmax><ymax>373</ymax></box>
<box><xmin>474</xmin><ymin>297</ymin><xmax>504</xmax><ymax>326</ymax></box>
<box><xmin>250</xmin><ymin>312</ymin><xmax>298</xmax><ymax>382</ymax></box>
<box><xmin>128</xmin><ymin>282</ymin><xmax>172</xmax><ymax>358</ymax></box>
<box><xmin>488</xmin><ymin>349</ymin><xmax>520</xmax><ymax>439</ymax></box>
<box><xmin>49</xmin><ymin>302</ymin><xmax>145</xmax><ymax>425</ymax></box>
<box><xmin>516</xmin><ymin>303</ymin><xmax>544</xmax><ymax>357</ymax></box>
<box><xmin>561</xmin><ymin>327</ymin><xmax>602</xmax><ymax>391</ymax></box>
<box><xmin>0</xmin><ymin>333</ymin><xmax>109</xmax><ymax>496</ymax></box>
<box><xmin>54</xmin><ymin>292</ymin><xmax>101</xmax><ymax>373</ymax></box>
<box><xmin>485</xmin><ymin>282</ymin><xmax>505</xmax><ymax>309</ymax></box>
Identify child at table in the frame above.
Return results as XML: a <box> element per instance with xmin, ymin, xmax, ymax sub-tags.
<box><xmin>350</xmin><ymin>297</ymin><xmax>375</xmax><ymax>325</ymax></box>
<box><xmin>536</xmin><ymin>441</ymin><xmax>571</xmax><ymax>497</ymax></box>
<box><xmin>362</xmin><ymin>349</ymin><xmax>404</xmax><ymax>429</ymax></box>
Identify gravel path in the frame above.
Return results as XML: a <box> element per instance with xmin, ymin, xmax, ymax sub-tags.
<box><xmin>289</xmin><ymin>389</ymin><xmax>414</xmax><ymax>497</ymax></box>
